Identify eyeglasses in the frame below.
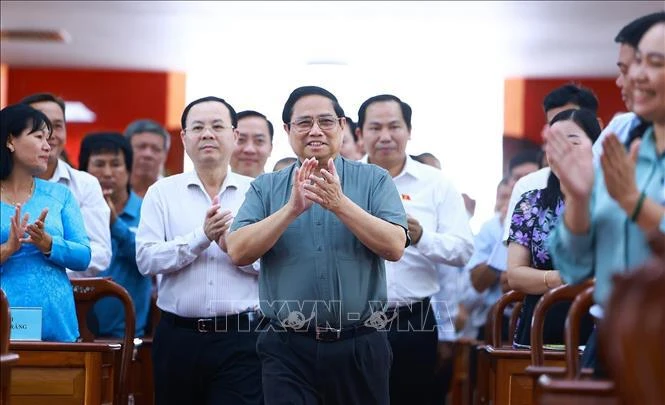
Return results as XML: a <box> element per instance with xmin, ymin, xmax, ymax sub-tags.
<box><xmin>290</xmin><ymin>116</ymin><xmax>340</xmax><ymax>133</ymax></box>
<box><xmin>185</xmin><ymin>124</ymin><xmax>235</xmax><ymax>136</ymax></box>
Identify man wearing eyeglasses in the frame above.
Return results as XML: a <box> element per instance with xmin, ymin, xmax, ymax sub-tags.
<box><xmin>227</xmin><ymin>86</ymin><xmax>409</xmax><ymax>405</ymax></box>
<box><xmin>136</xmin><ymin>96</ymin><xmax>263</xmax><ymax>405</ymax></box>
<box><xmin>357</xmin><ymin>94</ymin><xmax>474</xmax><ymax>405</ymax></box>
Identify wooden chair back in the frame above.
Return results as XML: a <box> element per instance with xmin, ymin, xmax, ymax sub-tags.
<box><xmin>490</xmin><ymin>289</ymin><xmax>525</xmax><ymax>347</ymax></box>
<box><xmin>1</xmin><ymin>288</ymin><xmax>20</xmax><ymax>405</ymax></box>
<box><xmin>530</xmin><ymin>279</ymin><xmax>594</xmax><ymax>366</ymax></box>
<box><xmin>563</xmin><ymin>285</ymin><xmax>595</xmax><ymax>379</ymax></box>
<box><xmin>72</xmin><ymin>277</ymin><xmax>136</xmax><ymax>405</ymax></box>
<box><xmin>600</xmin><ymin>256</ymin><xmax>665</xmax><ymax>405</ymax></box>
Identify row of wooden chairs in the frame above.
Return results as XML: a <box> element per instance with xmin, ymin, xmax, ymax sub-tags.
<box><xmin>451</xmin><ymin>253</ymin><xmax>665</xmax><ymax>405</ymax></box>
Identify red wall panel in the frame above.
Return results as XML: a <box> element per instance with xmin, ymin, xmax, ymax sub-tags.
<box><xmin>7</xmin><ymin>67</ymin><xmax>184</xmax><ymax>173</ymax></box>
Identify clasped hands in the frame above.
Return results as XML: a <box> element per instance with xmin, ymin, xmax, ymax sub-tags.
<box><xmin>290</xmin><ymin>157</ymin><xmax>345</xmax><ymax>215</ymax></box>
<box><xmin>5</xmin><ymin>204</ymin><xmax>53</xmax><ymax>255</ymax></box>
<box><xmin>204</xmin><ymin>195</ymin><xmax>234</xmax><ymax>252</ymax></box>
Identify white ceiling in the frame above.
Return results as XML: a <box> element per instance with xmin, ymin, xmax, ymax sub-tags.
<box><xmin>1</xmin><ymin>1</ymin><xmax>664</xmax><ymax>77</ymax></box>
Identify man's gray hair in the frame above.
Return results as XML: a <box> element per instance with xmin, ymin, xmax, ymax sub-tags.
<box><xmin>124</xmin><ymin>119</ymin><xmax>171</xmax><ymax>151</ymax></box>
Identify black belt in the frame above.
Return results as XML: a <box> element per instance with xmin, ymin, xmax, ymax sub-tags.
<box><xmin>161</xmin><ymin>310</ymin><xmax>264</xmax><ymax>333</ymax></box>
<box><xmin>387</xmin><ymin>297</ymin><xmax>431</xmax><ymax>317</ymax></box>
<box><xmin>269</xmin><ymin>319</ymin><xmax>380</xmax><ymax>342</ymax></box>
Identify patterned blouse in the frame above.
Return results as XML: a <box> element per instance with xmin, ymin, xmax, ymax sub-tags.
<box><xmin>508</xmin><ymin>188</ymin><xmax>575</xmax><ymax>346</ymax></box>
<box><xmin>509</xmin><ymin>189</ymin><xmax>564</xmax><ymax>270</ymax></box>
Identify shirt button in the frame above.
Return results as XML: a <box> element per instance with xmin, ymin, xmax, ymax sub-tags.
<box><xmin>316</xmin><ymin>247</ymin><xmax>322</xmax><ymax>252</ymax></box>
<box><xmin>316</xmin><ymin>221</ymin><xmax>322</xmax><ymax>226</ymax></box>
<box><xmin>208</xmin><ymin>281</ymin><xmax>213</xmax><ymax>286</ymax></box>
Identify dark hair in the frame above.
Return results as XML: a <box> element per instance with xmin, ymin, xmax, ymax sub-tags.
<box><xmin>615</xmin><ymin>12</ymin><xmax>665</xmax><ymax>48</ymax></box>
<box><xmin>281</xmin><ymin>86</ymin><xmax>345</xmax><ymax>125</ymax></box>
<box><xmin>412</xmin><ymin>152</ymin><xmax>441</xmax><ymax>166</ymax></box>
<box><xmin>124</xmin><ymin>119</ymin><xmax>171</xmax><ymax>151</ymax></box>
<box><xmin>357</xmin><ymin>94</ymin><xmax>412</xmax><ymax>130</ymax></box>
<box><xmin>181</xmin><ymin>96</ymin><xmax>237</xmax><ymax>130</ymax></box>
<box><xmin>542</xmin><ymin>84</ymin><xmax>599</xmax><ymax>115</ymax></box>
<box><xmin>20</xmin><ymin>93</ymin><xmax>66</xmax><ymax>117</ymax></box>
<box><xmin>1</xmin><ymin>104</ymin><xmax>53</xmax><ymax>179</ymax></box>
<box><xmin>344</xmin><ymin>116</ymin><xmax>358</xmax><ymax>142</ymax></box>
<box><xmin>237</xmin><ymin>110</ymin><xmax>274</xmax><ymax>141</ymax></box>
<box><xmin>541</xmin><ymin>108</ymin><xmax>602</xmax><ymax>212</ymax></box>
<box><xmin>78</xmin><ymin>132</ymin><xmax>133</xmax><ymax>174</ymax></box>
<box><xmin>508</xmin><ymin>150</ymin><xmax>542</xmax><ymax>174</ymax></box>
<box><xmin>272</xmin><ymin>156</ymin><xmax>298</xmax><ymax>172</ymax></box>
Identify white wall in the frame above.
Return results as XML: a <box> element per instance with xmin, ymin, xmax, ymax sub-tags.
<box><xmin>184</xmin><ymin>10</ymin><xmax>505</xmax><ymax>232</ymax></box>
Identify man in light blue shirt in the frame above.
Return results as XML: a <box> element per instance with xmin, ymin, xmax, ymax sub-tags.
<box><xmin>79</xmin><ymin>133</ymin><xmax>152</xmax><ymax>337</ymax></box>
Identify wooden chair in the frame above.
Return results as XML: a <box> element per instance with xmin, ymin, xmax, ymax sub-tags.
<box><xmin>474</xmin><ymin>307</ymin><xmax>495</xmax><ymax>405</ymax></box>
<box><xmin>129</xmin><ymin>292</ymin><xmax>159</xmax><ymax>405</ymax></box>
<box><xmin>1</xmin><ymin>289</ymin><xmax>19</xmax><ymax>405</ymax></box>
<box><xmin>528</xmin><ymin>282</ymin><xmax>598</xmax><ymax>404</ymax></box>
<box><xmin>475</xmin><ymin>290</ymin><xmax>523</xmax><ymax>405</ymax></box>
<box><xmin>484</xmin><ymin>289</ymin><xmax>573</xmax><ymax>405</ymax></box>
<box><xmin>72</xmin><ymin>278</ymin><xmax>136</xmax><ymax>405</ymax></box>
<box><xmin>490</xmin><ymin>289</ymin><xmax>525</xmax><ymax>348</ymax></box>
<box><xmin>537</xmin><ymin>375</ymin><xmax>618</xmax><ymax>405</ymax></box>
<box><xmin>600</xmin><ymin>256</ymin><xmax>665</xmax><ymax>405</ymax></box>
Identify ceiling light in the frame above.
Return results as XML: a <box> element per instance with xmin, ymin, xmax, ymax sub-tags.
<box><xmin>65</xmin><ymin>101</ymin><xmax>96</xmax><ymax>123</ymax></box>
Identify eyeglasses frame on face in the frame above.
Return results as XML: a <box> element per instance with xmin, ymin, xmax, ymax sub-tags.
<box><xmin>289</xmin><ymin>115</ymin><xmax>342</xmax><ymax>134</ymax></box>
<box><xmin>184</xmin><ymin>124</ymin><xmax>235</xmax><ymax>136</ymax></box>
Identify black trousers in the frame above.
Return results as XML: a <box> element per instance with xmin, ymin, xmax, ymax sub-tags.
<box><xmin>257</xmin><ymin>327</ymin><xmax>392</xmax><ymax>405</ymax></box>
<box><xmin>387</xmin><ymin>299</ymin><xmax>438</xmax><ymax>405</ymax></box>
<box><xmin>152</xmin><ymin>312</ymin><xmax>264</xmax><ymax>405</ymax></box>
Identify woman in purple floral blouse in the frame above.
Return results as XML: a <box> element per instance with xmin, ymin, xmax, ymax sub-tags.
<box><xmin>507</xmin><ymin>108</ymin><xmax>600</xmax><ymax>347</ymax></box>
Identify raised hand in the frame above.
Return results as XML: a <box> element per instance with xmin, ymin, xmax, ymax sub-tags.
<box><xmin>5</xmin><ymin>203</ymin><xmax>29</xmax><ymax>255</ymax></box>
<box><xmin>303</xmin><ymin>158</ymin><xmax>345</xmax><ymax>212</ymax></box>
<box><xmin>22</xmin><ymin>208</ymin><xmax>52</xmax><ymax>255</ymax></box>
<box><xmin>544</xmin><ymin>126</ymin><xmax>594</xmax><ymax>202</ymax></box>
<box><xmin>204</xmin><ymin>196</ymin><xmax>234</xmax><ymax>243</ymax></box>
<box><xmin>406</xmin><ymin>214</ymin><xmax>423</xmax><ymax>245</ymax></box>
<box><xmin>601</xmin><ymin>134</ymin><xmax>640</xmax><ymax>212</ymax></box>
<box><xmin>287</xmin><ymin>157</ymin><xmax>317</xmax><ymax>216</ymax></box>
<box><xmin>102</xmin><ymin>188</ymin><xmax>118</xmax><ymax>224</ymax></box>
<box><xmin>215</xmin><ymin>209</ymin><xmax>235</xmax><ymax>253</ymax></box>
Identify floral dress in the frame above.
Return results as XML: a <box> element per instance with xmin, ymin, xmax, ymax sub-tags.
<box><xmin>508</xmin><ymin>189</ymin><xmax>593</xmax><ymax>346</ymax></box>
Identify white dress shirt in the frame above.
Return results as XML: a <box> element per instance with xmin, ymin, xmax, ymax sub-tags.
<box><xmin>432</xmin><ymin>263</ymin><xmax>463</xmax><ymax>342</ymax></box>
<box><xmin>460</xmin><ymin>214</ymin><xmax>505</xmax><ymax>335</ymax></box>
<box><xmin>49</xmin><ymin>159</ymin><xmax>112</xmax><ymax>277</ymax></box>
<box><xmin>136</xmin><ymin>170</ymin><xmax>259</xmax><ymax>318</ymax></box>
<box><xmin>363</xmin><ymin>155</ymin><xmax>474</xmax><ymax>305</ymax></box>
<box><xmin>502</xmin><ymin>167</ymin><xmax>551</xmax><ymax>243</ymax></box>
